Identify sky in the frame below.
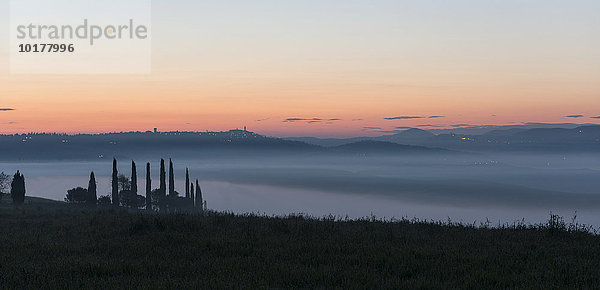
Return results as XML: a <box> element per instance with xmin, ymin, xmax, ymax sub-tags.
<box><xmin>0</xmin><ymin>0</ymin><xmax>599</xmax><ymax>137</ymax></box>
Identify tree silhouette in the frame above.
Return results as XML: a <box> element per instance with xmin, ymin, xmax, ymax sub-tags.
<box><xmin>117</xmin><ymin>174</ymin><xmax>134</xmax><ymax>208</ymax></box>
<box><xmin>65</xmin><ymin>187</ymin><xmax>87</xmax><ymax>204</ymax></box>
<box><xmin>159</xmin><ymin>159</ymin><xmax>166</xmax><ymax>212</ymax></box>
<box><xmin>87</xmin><ymin>171</ymin><xmax>97</xmax><ymax>206</ymax></box>
<box><xmin>195</xmin><ymin>179</ymin><xmax>202</xmax><ymax>212</ymax></box>
<box><xmin>146</xmin><ymin>162</ymin><xmax>151</xmax><ymax>211</ymax></box>
<box><xmin>150</xmin><ymin>189</ymin><xmax>162</xmax><ymax>209</ymax></box>
<box><xmin>0</xmin><ymin>172</ymin><xmax>10</xmax><ymax>201</ymax></box>
<box><xmin>131</xmin><ymin>161</ymin><xmax>138</xmax><ymax>196</ymax></box>
<box><xmin>191</xmin><ymin>183</ymin><xmax>195</xmax><ymax>207</ymax></box>
<box><xmin>185</xmin><ymin>168</ymin><xmax>190</xmax><ymax>198</ymax></box>
<box><xmin>10</xmin><ymin>171</ymin><xmax>26</xmax><ymax>205</ymax></box>
<box><xmin>112</xmin><ymin>158</ymin><xmax>119</xmax><ymax>206</ymax></box>
<box><xmin>0</xmin><ymin>172</ymin><xmax>9</xmax><ymax>192</ymax></box>
<box><xmin>169</xmin><ymin>159</ymin><xmax>175</xmax><ymax>196</ymax></box>
<box><xmin>117</xmin><ymin>174</ymin><xmax>131</xmax><ymax>192</ymax></box>
<box><xmin>97</xmin><ymin>194</ymin><xmax>111</xmax><ymax>205</ymax></box>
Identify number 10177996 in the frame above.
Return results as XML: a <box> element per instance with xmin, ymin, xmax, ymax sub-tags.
<box><xmin>18</xmin><ymin>44</ymin><xmax>75</xmax><ymax>53</ymax></box>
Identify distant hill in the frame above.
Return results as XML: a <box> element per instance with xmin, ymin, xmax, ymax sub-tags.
<box><xmin>287</xmin><ymin>128</ymin><xmax>435</xmax><ymax>147</ymax></box>
<box><xmin>330</xmin><ymin>140</ymin><xmax>446</xmax><ymax>154</ymax></box>
<box><xmin>0</xmin><ymin>130</ymin><xmax>322</xmax><ymax>160</ymax></box>
<box><xmin>424</xmin><ymin>125</ymin><xmax>600</xmax><ymax>152</ymax></box>
<box><xmin>376</xmin><ymin>128</ymin><xmax>435</xmax><ymax>144</ymax></box>
<box><xmin>426</xmin><ymin>122</ymin><xmax>599</xmax><ymax>135</ymax></box>
<box><xmin>510</xmin><ymin>126</ymin><xmax>600</xmax><ymax>143</ymax></box>
<box><xmin>286</xmin><ymin>125</ymin><xmax>600</xmax><ymax>153</ymax></box>
<box><xmin>1</xmin><ymin>124</ymin><xmax>599</xmax><ymax>160</ymax></box>
<box><xmin>284</xmin><ymin>136</ymin><xmax>369</xmax><ymax>147</ymax></box>
<box><xmin>481</xmin><ymin>128</ymin><xmax>528</xmax><ymax>137</ymax></box>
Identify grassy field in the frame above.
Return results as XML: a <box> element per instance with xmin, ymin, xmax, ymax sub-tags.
<box><xmin>0</xmin><ymin>197</ymin><xmax>599</xmax><ymax>288</ymax></box>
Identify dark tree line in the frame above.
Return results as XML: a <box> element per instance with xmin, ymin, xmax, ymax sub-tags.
<box><xmin>65</xmin><ymin>158</ymin><xmax>206</xmax><ymax>213</ymax></box>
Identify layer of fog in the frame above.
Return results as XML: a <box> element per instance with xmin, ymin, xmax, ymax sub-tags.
<box><xmin>1</xmin><ymin>151</ymin><xmax>599</xmax><ymax>226</ymax></box>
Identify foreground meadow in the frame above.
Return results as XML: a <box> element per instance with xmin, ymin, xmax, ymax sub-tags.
<box><xmin>0</xmin><ymin>197</ymin><xmax>599</xmax><ymax>288</ymax></box>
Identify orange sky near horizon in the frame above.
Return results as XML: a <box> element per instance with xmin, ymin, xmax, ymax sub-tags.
<box><xmin>1</xmin><ymin>1</ymin><xmax>599</xmax><ymax>137</ymax></box>
<box><xmin>1</xmin><ymin>71</ymin><xmax>598</xmax><ymax>137</ymax></box>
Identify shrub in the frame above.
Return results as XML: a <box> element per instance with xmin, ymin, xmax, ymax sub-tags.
<box><xmin>97</xmin><ymin>195</ymin><xmax>112</xmax><ymax>205</ymax></box>
<box><xmin>65</xmin><ymin>187</ymin><xmax>88</xmax><ymax>204</ymax></box>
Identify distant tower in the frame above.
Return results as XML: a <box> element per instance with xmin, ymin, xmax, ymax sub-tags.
<box><xmin>153</xmin><ymin>128</ymin><xmax>157</xmax><ymax>133</ymax></box>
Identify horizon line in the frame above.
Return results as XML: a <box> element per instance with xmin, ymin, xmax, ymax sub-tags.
<box><xmin>2</xmin><ymin>122</ymin><xmax>600</xmax><ymax>138</ymax></box>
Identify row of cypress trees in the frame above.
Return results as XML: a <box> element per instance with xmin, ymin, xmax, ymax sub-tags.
<box><xmin>104</xmin><ymin>158</ymin><xmax>204</xmax><ymax>212</ymax></box>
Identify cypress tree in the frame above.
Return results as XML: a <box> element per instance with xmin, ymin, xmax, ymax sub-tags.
<box><xmin>87</xmin><ymin>171</ymin><xmax>97</xmax><ymax>206</ymax></box>
<box><xmin>185</xmin><ymin>168</ymin><xmax>190</xmax><ymax>198</ymax></box>
<box><xmin>10</xmin><ymin>170</ymin><xmax>26</xmax><ymax>205</ymax></box>
<box><xmin>159</xmin><ymin>159</ymin><xmax>166</xmax><ymax>212</ymax></box>
<box><xmin>190</xmin><ymin>183</ymin><xmax>195</xmax><ymax>207</ymax></box>
<box><xmin>112</xmin><ymin>158</ymin><xmax>119</xmax><ymax>206</ymax></box>
<box><xmin>131</xmin><ymin>161</ymin><xmax>137</xmax><ymax>195</ymax></box>
<box><xmin>168</xmin><ymin>159</ymin><xmax>175</xmax><ymax>196</ymax></box>
<box><xmin>196</xmin><ymin>179</ymin><xmax>203</xmax><ymax>212</ymax></box>
<box><xmin>146</xmin><ymin>162</ymin><xmax>151</xmax><ymax>211</ymax></box>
